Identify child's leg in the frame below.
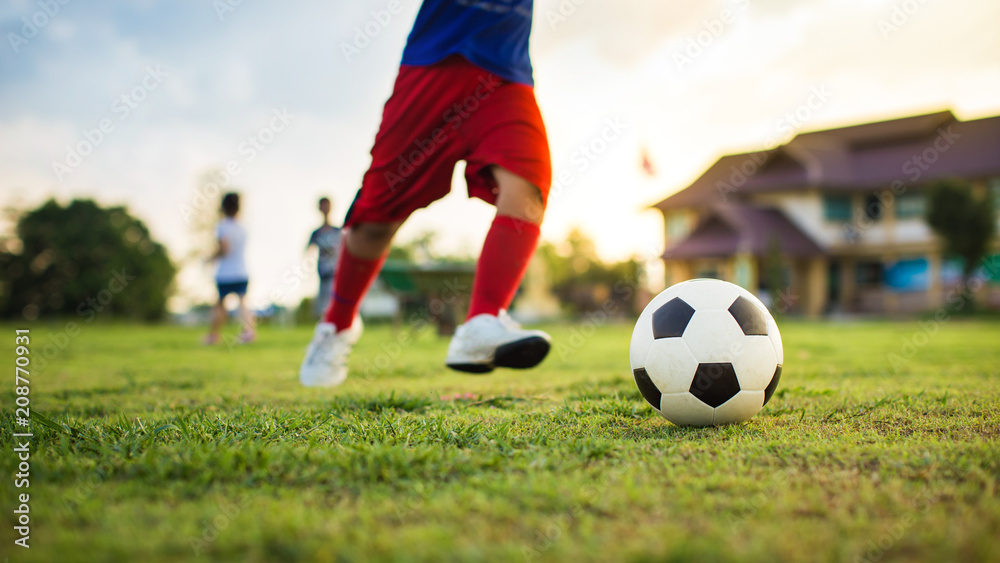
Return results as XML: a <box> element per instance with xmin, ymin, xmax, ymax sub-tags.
<box><xmin>315</xmin><ymin>276</ymin><xmax>333</xmax><ymax>318</ymax></box>
<box><xmin>237</xmin><ymin>294</ymin><xmax>255</xmax><ymax>338</ymax></box>
<box><xmin>208</xmin><ymin>299</ymin><xmax>227</xmax><ymax>342</ymax></box>
<box><xmin>322</xmin><ymin>221</ymin><xmax>402</xmax><ymax>331</ymax></box>
<box><xmin>466</xmin><ymin>166</ymin><xmax>546</xmax><ymax>320</ymax></box>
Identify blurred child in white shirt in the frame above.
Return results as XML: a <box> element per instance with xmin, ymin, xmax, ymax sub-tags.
<box><xmin>206</xmin><ymin>192</ymin><xmax>255</xmax><ymax>345</ymax></box>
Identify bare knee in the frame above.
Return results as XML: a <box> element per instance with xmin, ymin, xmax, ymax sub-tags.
<box><xmin>493</xmin><ymin>166</ymin><xmax>546</xmax><ymax>224</ymax></box>
<box><xmin>347</xmin><ymin>221</ymin><xmax>401</xmax><ymax>258</ymax></box>
<box><xmin>354</xmin><ymin>222</ymin><xmax>396</xmax><ymax>242</ymax></box>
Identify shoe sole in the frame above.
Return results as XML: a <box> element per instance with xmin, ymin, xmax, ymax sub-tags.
<box><xmin>495</xmin><ymin>336</ymin><xmax>551</xmax><ymax>369</ymax></box>
<box><xmin>446</xmin><ymin>336</ymin><xmax>552</xmax><ymax>374</ymax></box>
<box><xmin>445</xmin><ymin>363</ymin><xmax>495</xmax><ymax>375</ymax></box>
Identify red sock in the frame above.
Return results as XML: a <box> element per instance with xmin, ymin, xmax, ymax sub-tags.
<box><xmin>323</xmin><ymin>245</ymin><xmax>387</xmax><ymax>331</ymax></box>
<box><xmin>467</xmin><ymin>215</ymin><xmax>541</xmax><ymax>320</ymax></box>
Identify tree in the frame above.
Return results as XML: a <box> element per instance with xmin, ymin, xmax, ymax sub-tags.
<box><xmin>387</xmin><ymin>230</ymin><xmax>474</xmax><ymax>265</ymax></box>
<box><xmin>535</xmin><ymin>227</ymin><xmax>641</xmax><ymax>315</ymax></box>
<box><xmin>184</xmin><ymin>170</ymin><xmax>227</xmax><ymax>255</ymax></box>
<box><xmin>0</xmin><ymin>199</ymin><xmax>176</xmax><ymax>321</ymax></box>
<box><xmin>925</xmin><ymin>180</ymin><xmax>996</xmax><ymax>307</ymax></box>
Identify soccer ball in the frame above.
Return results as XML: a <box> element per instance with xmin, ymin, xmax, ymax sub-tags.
<box><xmin>629</xmin><ymin>279</ymin><xmax>783</xmax><ymax>426</ymax></box>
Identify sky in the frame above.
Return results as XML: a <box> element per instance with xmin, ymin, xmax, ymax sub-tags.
<box><xmin>1</xmin><ymin>0</ymin><xmax>999</xmax><ymax>310</ymax></box>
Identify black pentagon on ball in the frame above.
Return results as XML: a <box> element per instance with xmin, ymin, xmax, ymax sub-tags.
<box><xmin>689</xmin><ymin>363</ymin><xmax>741</xmax><ymax>408</ymax></box>
<box><xmin>652</xmin><ymin>297</ymin><xmax>696</xmax><ymax>339</ymax></box>
<box><xmin>763</xmin><ymin>365</ymin><xmax>782</xmax><ymax>406</ymax></box>
<box><xmin>632</xmin><ymin>368</ymin><xmax>662</xmax><ymax>409</ymax></box>
<box><xmin>728</xmin><ymin>296</ymin><xmax>769</xmax><ymax>336</ymax></box>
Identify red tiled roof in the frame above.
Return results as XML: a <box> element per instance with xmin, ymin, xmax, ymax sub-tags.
<box><xmin>655</xmin><ymin>111</ymin><xmax>1000</xmax><ymax>211</ymax></box>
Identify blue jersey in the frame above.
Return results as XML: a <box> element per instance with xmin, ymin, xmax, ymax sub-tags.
<box><xmin>401</xmin><ymin>0</ymin><xmax>534</xmax><ymax>86</ymax></box>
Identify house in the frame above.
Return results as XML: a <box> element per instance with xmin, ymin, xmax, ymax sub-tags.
<box><xmin>654</xmin><ymin>111</ymin><xmax>1000</xmax><ymax>316</ymax></box>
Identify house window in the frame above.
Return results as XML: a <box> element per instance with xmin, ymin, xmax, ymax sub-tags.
<box><xmin>855</xmin><ymin>261</ymin><xmax>884</xmax><ymax>288</ymax></box>
<box><xmin>694</xmin><ymin>260</ymin><xmax>722</xmax><ymax>280</ymax></box>
<box><xmin>896</xmin><ymin>192</ymin><xmax>926</xmax><ymax>219</ymax></box>
<box><xmin>666</xmin><ymin>213</ymin><xmax>689</xmax><ymax>242</ymax></box>
<box><xmin>863</xmin><ymin>194</ymin><xmax>884</xmax><ymax>221</ymax></box>
<box><xmin>823</xmin><ymin>195</ymin><xmax>852</xmax><ymax>221</ymax></box>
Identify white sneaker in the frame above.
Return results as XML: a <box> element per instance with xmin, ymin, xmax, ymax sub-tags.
<box><xmin>299</xmin><ymin>317</ymin><xmax>363</xmax><ymax>387</ymax></box>
<box><xmin>445</xmin><ymin>311</ymin><xmax>551</xmax><ymax>374</ymax></box>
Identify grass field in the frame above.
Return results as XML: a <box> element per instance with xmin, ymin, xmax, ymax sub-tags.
<box><xmin>1</xmin><ymin>318</ymin><xmax>999</xmax><ymax>562</ymax></box>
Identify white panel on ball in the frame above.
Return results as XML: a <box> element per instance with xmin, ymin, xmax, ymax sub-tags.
<box><xmin>713</xmin><ymin>390</ymin><xmax>766</xmax><ymax>425</ymax></box>
<box><xmin>658</xmin><ymin>392</ymin><xmax>717</xmax><ymax>426</ymax></box>
<box><xmin>730</xmin><ymin>336</ymin><xmax>778</xmax><ymax>391</ymax></box>
<box><xmin>767</xmin><ymin>315</ymin><xmax>784</xmax><ymax>365</ymax></box>
<box><xmin>643</xmin><ymin>339</ymin><xmax>700</xmax><ymax>394</ymax></box>
<box><xmin>629</xmin><ymin>318</ymin><xmax>654</xmax><ymax>369</ymax></box>
<box><xmin>629</xmin><ymin>289</ymin><xmax>676</xmax><ymax>367</ymax></box>
<box><xmin>731</xmin><ymin>287</ymin><xmax>783</xmax><ymax>365</ymax></box>
<box><xmin>669</xmin><ymin>279</ymin><xmax>742</xmax><ymax>310</ymax></box>
<box><xmin>679</xmin><ymin>310</ymin><xmax>746</xmax><ymax>364</ymax></box>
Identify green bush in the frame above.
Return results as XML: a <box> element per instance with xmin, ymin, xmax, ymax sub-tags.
<box><xmin>0</xmin><ymin>199</ymin><xmax>176</xmax><ymax>321</ymax></box>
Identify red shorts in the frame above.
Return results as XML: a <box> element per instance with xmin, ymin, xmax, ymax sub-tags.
<box><xmin>344</xmin><ymin>55</ymin><xmax>551</xmax><ymax>226</ymax></box>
